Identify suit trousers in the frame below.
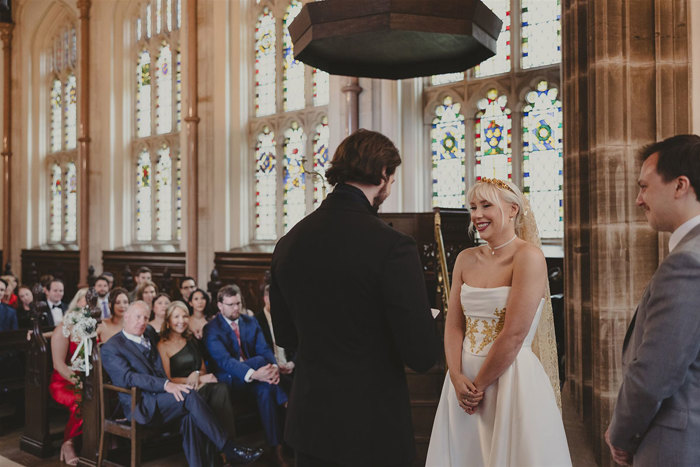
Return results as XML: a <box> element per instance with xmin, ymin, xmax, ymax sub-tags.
<box><xmin>149</xmin><ymin>390</ymin><xmax>229</xmax><ymax>467</ymax></box>
<box><xmin>230</xmin><ymin>378</ymin><xmax>286</xmax><ymax>446</ymax></box>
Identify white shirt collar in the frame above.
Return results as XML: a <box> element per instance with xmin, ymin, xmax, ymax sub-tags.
<box><xmin>669</xmin><ymin>214</ymin><xmax>700</xmax><ymax>252</ymax></box>
<box><xmin>221</xmin><ymin>313</ymin><xmax>239</xmax><ymax>327</ymax></box>
<box><xmin>122</xmin><ymin>329</ymin><xmax>144</xmax><ymax>344</ymax></box>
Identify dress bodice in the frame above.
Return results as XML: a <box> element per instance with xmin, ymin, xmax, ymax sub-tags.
<box><xmin>460</xmin><ymin>284</ymin><xmax>544</xmax><ymax>356</ymax></box>
<box><xmin>169</xmin><ymin>340</ymin><xmax>204</xmax><ymax>378</ymax></box>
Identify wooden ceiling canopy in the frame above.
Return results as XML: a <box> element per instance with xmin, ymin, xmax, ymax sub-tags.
<box><xmin>289</xmin><ymin>0</ymin><xmax>502</xmax><ymax>80</ymax></box>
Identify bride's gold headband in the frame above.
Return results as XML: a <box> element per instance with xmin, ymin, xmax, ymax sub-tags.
<box><xmin>479</xmin><ymin>177</ymin><xmax>515</xmax><ymax>193</ymax></box>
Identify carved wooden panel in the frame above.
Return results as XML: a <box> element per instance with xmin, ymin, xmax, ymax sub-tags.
<box><xmin>21</xmin><ymin>248</ymin><xmax>81</xmax><ymax>302</ymax></box>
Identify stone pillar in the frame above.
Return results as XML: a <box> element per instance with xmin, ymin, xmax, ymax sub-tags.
<box><xmin>0</xmin><ymin>23</ymin><xmax>12</xmax><ymax>270</ymax></box>
<box><xmin>562</xmin><ymin>0</ymin><xmax>690</xmax><ymax>465</ymax></box>
<box><xmin>77</xmin><ymin>0</ymin><xmax>91</xmax><ymax>287</ymax></box>
<box><xmin>185</xmin><ymin>0</ymin><xmax>200</xmax><ymax>278</ymax></box>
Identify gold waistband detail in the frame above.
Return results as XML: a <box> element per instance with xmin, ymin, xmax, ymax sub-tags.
<box><xmin>464</xmin><ymin>307</ymin><xmax>507</xmax><ymax>354</ymax></box>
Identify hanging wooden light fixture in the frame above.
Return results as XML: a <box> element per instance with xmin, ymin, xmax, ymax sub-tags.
<box><xmin>289</xmin><ymin>0</ymin><xmax>502</xmax><ymax>80</ymax></box>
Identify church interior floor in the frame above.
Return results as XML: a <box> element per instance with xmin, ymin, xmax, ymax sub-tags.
<box><xmin>0</xmin><ymin>389</ymin><xmax>598</xmax><ymax>467</ymax></box>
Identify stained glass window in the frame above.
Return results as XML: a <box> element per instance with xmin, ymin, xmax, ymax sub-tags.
<box><xmin>136</xmin><ymin>17</ymin><xmax>142</xmax><ymax>41</ymax></box>
<box><xmin>177</xmin><ymin>0</ymin><xmax>181</xmax><ymax>29</ymax></box>
<box><xmin>522</xmin><ymin>81</ymin><xmax>563</xmax><ymax>238</ymax></box>
<box><xmin>313</xmin><ymin>117</ymin><xmax>330</xmax><ymax>208</ymax></box>
<box><xmin>146</xmin><ymin>3</ymin><xmax>152</xmax><ymax>38</ymax></box>
<box><xmin>155</xmin><ymin>0</ymin><xmax>162</xmax><ymax>35</ymax></box>
<box><xmin>283</xmin><ymin>1</ymin><xmax>304</xmax><ymax>111</ymax></box>
<box><xmin>137</xmin><ymin>50</ymin><xmax>152</xmax><ymax>137</ymax></box>
<box><xmin>521</xmin><ymin>0</ymin><xmax>561</xmax><ymax>69</ymax></box>
<box><xmin>136</xmin><ymin>149</ymin><xmax>152</xmax><ymax>242</ymax></box>
<box><xmin>175</xmin><ymin>150</ymin><xmax>182</xmax><ymax>239</ymax></box>
<box><xmin>64</xmin><ymin>162</ymin><xmax>77</xmax><ymax>242</ymax></box>
<box><xmin>475</xmin><ymin>0</ymin><xmax>510</xmax><ymax>77</ymax></box>
<box><xmin>155</xmin><ymin>145</ymin><xmax>172</xmax><ymax>241</ymax></box>
<box><xmin>431</xmin><ymin>72</ymin><xmax>464</xmax><ymax>86</ymax></box>
<box><xmin>166</xmin><ymin>0</ymin><xmax>173</xmax><ymax>32</ymax></box>
<box><xmin>156</xmin><ymin>43</ymin><xmax>173</xmax><ymax>134</ymax></box>
<box><xmin>255</xmin><ymin>127</ymin><xmax>277</xmax><ymax>241</ymax></box>
<box><xmin>313</xmin><ymin>69</ymin><xmax>329</xmax><ymax>106</ymax></box>
<box><xmin>176</xmin><ymin>50</ymin><xmax>182</xmax><ymax>130</ymax></box>
<box><xmin>49</xmin><ymin>164</ymin><xmax>62</xmax><ymax>243</ymax></box>
<box><xmin>431</xmin><ymin>96</ymin><xmax>466</xmax><ymax>208</ymax></box>
<box><xmin>283</xmin><ymin>123</ymin><xmax>306</xmax><ymax>233</ymax></box>
<box><xmin>475</xmin><ymin>89</ymin><xmax>512</xmax><ymax>181</ymax></box>
<box><xmin>255</xmin><ymin>7</ymin><xmax>276</xmax><ymax>117</ymax></box>
<box><xmin>50</xmin><ymin>79</ymin><xmax>62</xmax><ymax>153</ymax></box>
<box><xmin>64</xmin><ymin>74</ymin><xmax>77</xmax><ymax>150</ymax></box>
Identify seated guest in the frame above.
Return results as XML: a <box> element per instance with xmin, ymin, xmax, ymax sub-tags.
<box><xmin>49</xmin><ymin>289</ymin><xmax>89</xmax><ymax>465</ymax></box>
<box><xmin>158</xmin><ymin>301</ymin><xmax>237</xmax><ymax>437</ymax></box>
<box><xmin>204</xmin><ymin>285</ymin><xmax>289</xmax><ymax>467</ymax></box>
<box><xmin>101</xmin><ymin>301</ymin><xmax>263</xmax><ymax>466</ymax></box>
<box><xmin>135</xmin><ymin>280</ymin><xmax>158</xmax><ymax>313</ymax></box>
<box><xmin>39</xmin><ymin>274</ymin><xmax>54</xmax><ymax>301</ymax></box>
<box><xmin>96</xmin><ymin>287</ymin><xmax>129</xmax><ymax>344</ymax></box>
<box><xmin>148</xmin><ymin>292</ymin><xmax>171</xmax><ymax>335</ymax></box>
<box><xmin>94</xmin><ymin>276</ymin><xmax>111</xmax><ymax>319</ymax></box>
<box><xmin>101</xmin><ymin>271</ymin><xmax>115</xmax><ymax>290</ymax></box>
<box><xmin>128</xmin><ymin>267</ymin><xmax>152</xmax><ymax>302</ymax></box>
<box><xmin>188</xmin><ymin>288</ymin><xmax>211</xmax><ymax>339</ymax></box>
<box><xmin>46</xmin><ymin>278</ymin><xmax>67</xmax><ymax>326</ymax></box>
<box><xmin>179</xmin><ymin>276</ymin><xmax>197</xmax><ymax>302</ymax></box>
<box><xmin>1</xmin><ymin>274</ymin><xmax>18</xmax><ymax>308</ymax></box>
<box><xmin>15</xmin><ymin>284</ymin><xmax>33</xmax><ymax>328</ymax></box>
<box><xmin>0</xmin><ymin>278</ymin><xmax>18</xmax><ymax>332</ymax></box>
<box><xmin>255</xmin><ymin>284</ymin><xmax>294</xmax><ymax>394</ymax></box>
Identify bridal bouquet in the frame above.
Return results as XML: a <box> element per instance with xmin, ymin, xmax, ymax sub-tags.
<box><xmin>62</xmin><ymin>306</ymin><xmax>98</xmax><ymax>376</ymax></box>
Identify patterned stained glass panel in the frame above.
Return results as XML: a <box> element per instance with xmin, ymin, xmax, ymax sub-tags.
<box><xmin>54</xmin><ymin>35</ymin><xmax>64</xmax><ymax>72</ymax></box>
<box><xmin>156</xmin><ymin>0</ymin><xmax>163</xmax><ymax>35</ymax></box>
<box><xmin>177</xmin><ymin>0</ymin><xmax>181</xmax><ymax>29</ymax></box>
<box><xmin>475</xmin><ymin>89</ymin><xmax>512</xmax><ymax>181</ymax></box>
<box><xmin>70</xmin><ymin>28</ymin><xmax>77</xmax><ymax>68</ymax></box>
<box><xmin>64</xmin><ymin>74</ymin><xmax>77</xmax><ymax>150</ymax></box>
<box><xmin>137</xmin><ymin>50</ymin><xmax>152</xmax><ymax>137</ymax></box>
<box><xmin>136</xmin><ymin>149</ymin><xmax>152</xmax><ymax>241</ymax></box>
<box><xmin>166</xmin><ymin>0</ymin><xmax>173</xmax><ymax>32</ymax></box>
<box><xmin>50</xmin><ymin>79</ymin><xmax>62</xmax><ymax>152</ymax></box>
<box><xmin>431</xmin><ymin>96</ymin><xmax>466</xmax><ymax>208</ymax></box>
<box><xmin>283</xmin><ymin>123</ymin><xmax>306</xmax><ymax>233</ymax></box>
<box><xmin>136</xmin><ymin>17</ymin><xmax>142</xmax><ymax>41</ymax></box>
<box><xmin>431</xmin><ymin>72</ymin><xmax>464</xmax><ymax>86</ymax></box>
<box><xmin>49</xmin><ymin>164</ymin><xmax>62</xmax><ymax>243</ymax></box>
<box><xmin>522</xmin><ymin>80</ymin><xmax>563</xmax><ymax>238</ymax></box>
<box><xmin>255</xmin><ymin>7</ymin><xmax>276</xmax><ymax>117</ymax></box>
<box><xmin>312</xmin><ymin>69</ymin><xmax>329</xmax><ymax>106</ymax></box>
<box><xmin>521</xmin><ymin>0</ymin><xmax>561</xmax><ymax>69</ymax></box>
<box><xmin>176</xmin><ymin>50</ymin><xmax>182</xmax><ymax>131</ymax></box>
<box><xmin>146</xmin><ymin>3</ymin><xmax>152</xmax><ymax>38</ymax></box>
<box><xmin>475</xmin><ymin>0</ymin><xmax>510</xmax><ymax>77</ymax></box>
<box><xmin>155</xmin><ymin>145</ymin><xmax>172</xmax><ymax>241</ymax></box>
<box><xmin>283</xmin><ymin>1</ymin><xmax>304</xmax><ymax>111</ymax></box>
<box><xmin>313</xmin><ymin>116</ymin><xmax>330</xmax><ymax>208</ymax></box>
<box><xmin>64</xmin><ymin>162</ymin><xmax>77</xmax><ymax>242</ymax></box>
<box><xmin>255</xmin><ymin>127</ymin><xmax>277</xmax><ymax>241</ymax></box>
<box><xmin>175</xmin><ymin>150</ymin><xmax>182</xmax><ymax>240</ymax></box>
<box><xmin>155</xmin><ymin>43</ymin><xmax>173</xmax><ymax>134</ymax></box>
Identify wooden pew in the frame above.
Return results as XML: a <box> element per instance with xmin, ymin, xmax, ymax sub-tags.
<box><xmin>0</xmin><ymin>328</ymin><xmax>30</xmax><ymax>427</ymax></box>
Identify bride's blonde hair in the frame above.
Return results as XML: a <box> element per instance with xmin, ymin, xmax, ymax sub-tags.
<box><xmin>466</xmin><ymin>178</ymin><xmax>525</xmax><ymax>236</ymax></box>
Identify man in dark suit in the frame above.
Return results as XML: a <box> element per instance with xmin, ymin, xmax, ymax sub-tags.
<box><xmin>0</xmin><ymin>278</ymin><xmax>18</xmax><ymax>332</ymax></box>
<box><xmin>270</xmin><ymin>129</ymin><xmax>440</xmax><ymax>467</ymax></box>
<box><xmin>101</xmin><ymin>301</ymin><xmax>263</xmax><ymax>467</ymax></box>
<box><xmin>45</xmin><ymin>278</ymin><xmax>67</xmax><ymax>327</ymax></box>
<box><xmin>204</xmin><ymin>284</ymin><xmax>289</xmax><ymax>467</ymax></box>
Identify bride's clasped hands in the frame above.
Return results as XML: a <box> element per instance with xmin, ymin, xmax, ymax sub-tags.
<box><xmin>450</xmin><ymin>372</ymin><xmax>483</xmax><ymax>414</ymax></box>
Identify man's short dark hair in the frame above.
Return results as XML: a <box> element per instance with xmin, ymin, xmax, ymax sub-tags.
<box><xmin>325</xmin><ymin>129</ymin><xmax>401</xmax><ymax>186</ymax></box>
<box><xmin>48</xmin><ymin>278</ymin><xmax>64</xmax><ymax>289</ymax></box>
<box><xmin>95</xmin><ymin>275</ymin><xmax>109</xmax><ymax>285</ymax></box>
<box><xmin>102</xmin><ymin>271</ymin><xmax>114</xmax><ymax>279</ymax></box>
<box><xmin>180</xmin><ymin>276</ymin><xmax>196</xmax><ymax>287</ymax></box>
<box><xmin>641</xmin><ymin>134</ymin><xmax>700</xmax><ymax>201</ymax></box>
<box><xmin>217</xmin><ymin>284</ymin><xmax>245</xmax><ymax>309</ymax></box>
<box><xmin>137</xmin><ymin>266</ymin><xmax>152</xmax><ymax>275</ymax></box>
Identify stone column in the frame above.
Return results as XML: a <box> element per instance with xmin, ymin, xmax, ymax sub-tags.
<box><xmin>0</xmin><ymin>23</ymin><xmax>12</xmax><ymax>270</ymax></box>
<box><xmin>342</xmin><ymin>77</ymin><xmax>362</xmax><ymax>136</ymax></box>
<box><xmin>562</xmin><ymin>0</ymin><xmax>690</xmax><ymax>465</ymax></box>
<box><xmin>185</xmin><ymin>0</ymin><xmax>200</xmax><ymax>278</ymax></box>
<box><xmin>77</xmin><ymin>0</ymin><xmax>91</xmax><ymax>287</ymax></box>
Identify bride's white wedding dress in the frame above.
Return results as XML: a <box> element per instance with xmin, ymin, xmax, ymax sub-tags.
<box><xmin>426</xmin><ymin>284</ymin><xmax>571</xmax><ymax>466</ymax></box>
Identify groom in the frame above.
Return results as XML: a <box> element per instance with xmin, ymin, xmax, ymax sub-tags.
<box><xmin>606</xmin><ymin>135</ymin><xmax>700</xmax><ymax>466</ymax></box>
<box><xmin>270</xmin><ymin>129</ymin><xmax>440</xmax><ymax>466</ymax></box>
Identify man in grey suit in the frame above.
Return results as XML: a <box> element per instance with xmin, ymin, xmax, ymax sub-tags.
<box><xmin>606</xmin><ymin>134</ymin><xmax>700</xmax><ymax>466</ymax></box>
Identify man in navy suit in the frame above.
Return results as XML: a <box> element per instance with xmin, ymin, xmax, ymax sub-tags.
<box><xmin>204</xmin><ymin>284</ymin><xmax>289</xmax><ymax>467</ymax></box>
<box><xmin>101</xmin><ymin>301</ymin><xmax>262</xmax><ymax>466</ymax></box>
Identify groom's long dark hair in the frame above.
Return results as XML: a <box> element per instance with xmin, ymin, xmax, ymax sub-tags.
<box><xmin>325</xmin><ymin>129</ymin><xmax>401</xmax><ymax>186</ymax></box>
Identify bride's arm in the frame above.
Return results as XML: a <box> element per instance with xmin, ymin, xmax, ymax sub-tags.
<box><xmin>473</xmin><ymin>245</ymin><xmax>547</xmax><ymax>392</ymax></box>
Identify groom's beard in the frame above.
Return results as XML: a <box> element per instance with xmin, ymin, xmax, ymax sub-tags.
<box><xmin>372</xmin><ymin>183</ymin><xmax>389</xmax><ymax>210</ymax></box>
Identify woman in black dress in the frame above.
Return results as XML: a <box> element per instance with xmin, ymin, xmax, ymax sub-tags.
<box><xmin>156</xmin><ymin>301</ymin><xmax>237</xmax><ymax>438</ymax></box>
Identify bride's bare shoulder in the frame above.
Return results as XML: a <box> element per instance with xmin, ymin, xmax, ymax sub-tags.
<box><xmin>513</xmin><ymin>241</ymin><xmax>546</xmax><ymax>269</ymax></box>
<box><xmin>455</xmin><ymin>245</ymin><xmax>484</xmax><ymax>265</ymax></box>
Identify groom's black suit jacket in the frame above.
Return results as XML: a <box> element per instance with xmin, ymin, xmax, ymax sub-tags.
<box><xmin>270</xmin><ymin>184</ymin><xmax>439</xmax><ymax>466</ymax></box>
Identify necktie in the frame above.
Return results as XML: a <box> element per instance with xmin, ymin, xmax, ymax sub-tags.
<box><xmin>102</xmin><ymin>301</ymin><xmax>109</xmax><ymax>318</ymax></box>
<box><xmin>231</xmin><ymin>321</ymin><xmax>246</xmax><ymax>360</ymax></box>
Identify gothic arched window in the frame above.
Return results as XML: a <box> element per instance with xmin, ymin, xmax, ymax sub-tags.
<box><xmin>252</xmin><ymin>1</ymin><xmax>330</xmax><ymax>241</ymax></box>
<box><xmin>47</xmin><ymin>26</ymin><xmax>78</xmax><ymax>245</ymax></box>
<box><xmin>431</xmin><ymin>96</ymin><xmax>466</xmax><ymax>208</ymax></box>
<box><xmin>426</xmin><ymin>0</ymin><xmax>563</xmax><ymax>240</ymax></box>
<box><xmin>132</xmin><ymin>0</ymin><xmax>182</xmax><ymax>243</ymax></box>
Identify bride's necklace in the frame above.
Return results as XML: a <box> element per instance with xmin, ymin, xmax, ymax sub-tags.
<box><xmin>487</xmin><ymin>234</ymin><xmax>517</xmax><ymax>255</ymax></box>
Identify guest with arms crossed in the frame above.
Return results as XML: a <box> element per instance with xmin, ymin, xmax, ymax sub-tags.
<box><xmin>101</xmin><ymin>301</ymin><xmax>263</xmax><ymax>466</ymax></box>
<box><xmin>96</xmin><ymin>287</ymin><xmax>129</xmax><ymax>344</ymax></box>
<box><xmin>607</xmin><ymin>135</ymin><xmax>700</xmax><ymax>466</ymax></box>
<box><xmin>204</xmin><ymin>285</ymin><xmax>289</xmax><ymax>467</ymax></box>
<box><xmin>157</xmin><ymin>301</ymin><xmax>237</xmax><ymax>437</ymax></box>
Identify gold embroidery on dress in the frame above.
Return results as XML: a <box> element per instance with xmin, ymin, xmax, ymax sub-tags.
<box><xmin>464</xmin><ymin>307</ymin><xmax>507</xmax><ymax>354</ymax></box>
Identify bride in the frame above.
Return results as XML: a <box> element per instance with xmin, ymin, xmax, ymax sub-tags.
<box><xmin>426</xmin><ymin>178</ymin><xmax>571</xmax><ymax>466</ymax></box>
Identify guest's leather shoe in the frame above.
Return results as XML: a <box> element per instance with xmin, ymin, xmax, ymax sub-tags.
<box><xmin>223</xmin><ymin>440</ymin><xmax>264</xmax><ymax>465</ymax></box>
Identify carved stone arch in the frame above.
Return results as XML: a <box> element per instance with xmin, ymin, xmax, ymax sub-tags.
<box><xmin>253</xmin><ymin>0</ymin><xmax>277</xmax><ymax>26</ymax></box>
<box><xmin>466</xmin><ymin>81</ymin><xmax>512</xmax><ymax>118</ymax></box>
<box><xmin>515</xmin><ymin>75</ymin><xmax>562</xmax><ymax>113</ymax></box>
<box><xmin>309</xmin><ymin>112</ymin><xmax>329</xmax><ymax>132</ymax></box>
<box><xmin>424</xmin><ymin>90</ymin><xmax>465</xmax><ymax>125</ymax></box>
